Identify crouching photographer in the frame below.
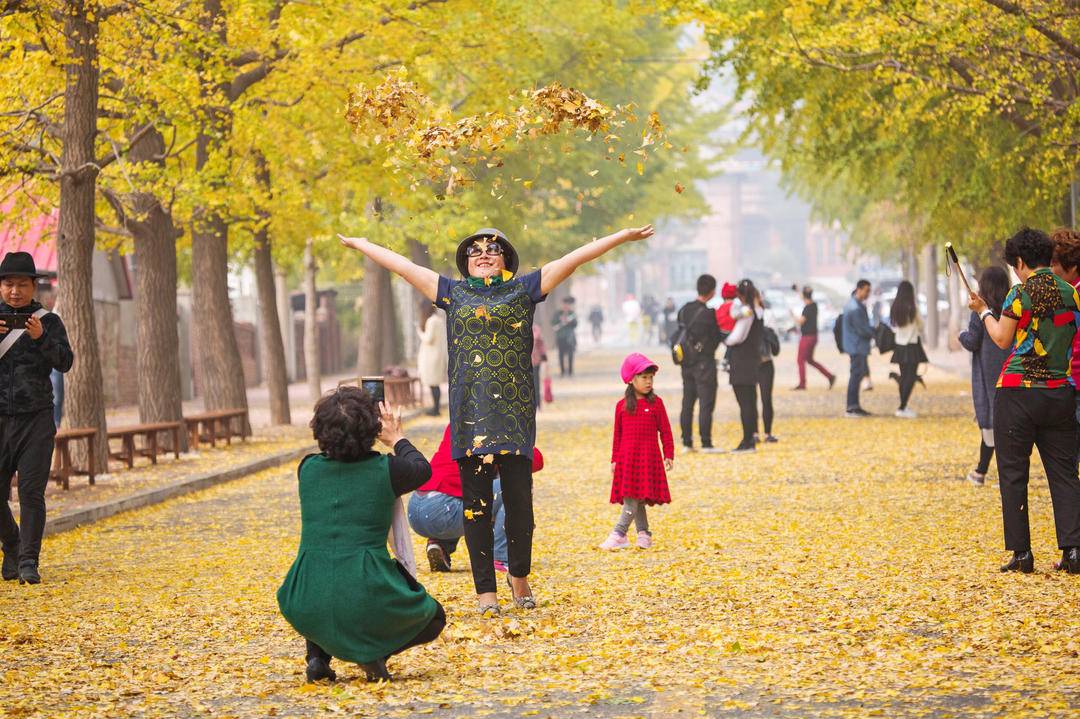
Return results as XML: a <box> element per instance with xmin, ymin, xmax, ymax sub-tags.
<box><xmin>0</xmin><ymin>252</ymin><xmax>74</xmax><ymax>585</ymax></box>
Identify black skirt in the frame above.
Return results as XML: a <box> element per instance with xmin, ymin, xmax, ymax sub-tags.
<box><xmin>891</xmin><ymin>340</ymin><xmax>928</xmax><ymax>365</ymax></box>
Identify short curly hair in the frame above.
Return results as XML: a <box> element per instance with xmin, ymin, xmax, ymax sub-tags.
<box><xmin>309</xmin><ymin>386</ymin><xmax>381</xmax><ymax>461</ymax></box>
<box><xmin>1051</xmin><ymin>227</ymin><xmax>1080</xmax><ymax>274</ymax></box>
<box><xmin>1004</xmin><ymin>227</ymin><xmax>1053</xmax><ymax>270</ymax></box>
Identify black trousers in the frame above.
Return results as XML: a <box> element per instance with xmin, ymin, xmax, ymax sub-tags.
<box><xmin>732</xmin><ymin>383</ymin><xmax>758</xmax><ymax>449</ymax></box>
<box><xmin>557</xmin><ymin>341</ymin><xmax>574</xmax><ymax>377</ymax></box>
<box><xmin>458</xmin><ymin>454</ymin><xmax>533</xmax><ymax>593</ymax></box>
<box><xmin>757</xmin><ymin>361</ymin><xmax>774</xmax><ymax>435</ymax></box>
<box><xmin>0</xmin><ymin>407</ymin><xmax>57</xmax><ymax>567</ymax></box>
<box><xmin>305</xmin><ymin>602</ymin><xmax>447</xmax><ymax>664</ymax></box>
<box><xmin>429</xmin><ymin>385</ymin><xmax>441</xmax><ymax>413</ymax></box>
<box><xmin>993</xmin><ymin>387</ymin><xmax>1080</xmax><ymax>552</ymax></box>
<box><xmin>897</xmin><ymin>362</ymin><xmax>918</xmax><ymax>410</ymax></box>
<box><xmin>680</xmin><ymin>358</ymin><xmax>718</xmax><ymax>448</ymax></box>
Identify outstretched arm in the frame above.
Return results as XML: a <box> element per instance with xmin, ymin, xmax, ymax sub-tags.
<box><xmin>540</xmin><ymin>225</ymin><xmax>654</xmax><ymax>296</ymax></box>
<box><xmin>338</xmin><ymin>234</ymin><xmax>439</xmax><ymax>302</ymax></box>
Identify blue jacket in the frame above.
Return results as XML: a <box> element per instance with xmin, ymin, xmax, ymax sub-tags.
<box><xmin>958</xmin><ymin>311</ymin><xmax>1010</xmax><ymax>429</ymax></box>
<box><xmin>842</xmin><ymin>295</ymin><xmax>873</xmax><ymax>356</ymax></box>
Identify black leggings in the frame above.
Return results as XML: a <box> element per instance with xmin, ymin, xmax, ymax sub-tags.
<box><xmin>732</xmin><ymin>384</ymin><xmax>758</xmax><ymax>449</ymax></box>
<box><xmin>305</xmin><ymin>602</ymin><xmax>447</xmax><ymax>664</ymax></box>
<box><xmin>429</xmin><ymin>385</ymin><xmax>441</xmax><ymax>413</ymax></box>
<box><xmin>757</xmin><ymin>361</ymin><xmax>774</xmax><ymax>436</ymax></box>
<box><xmin>898</xmin><ymin>362</ymin><xmax>918</xmax><ymax>409</ymax></box>
<box><xmin>458</xmin><ymin>454</ymin><xmax>534</xmax><ymax>593</ymax></box>
<box><xmin>977</xmin><ymin>440</ymin><xmax>995</xmax><ymax>475</ymax></box>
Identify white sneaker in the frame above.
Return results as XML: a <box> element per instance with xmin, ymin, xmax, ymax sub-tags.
<box><xmin>894</xmin><ymin>408</ymin><xmax>918</xmax><ymax>419</ymax></box>
<box><xmin>700</xmin><ymin>447</ymin><xmax>726</xmax><ymax>455</ymax></box>
<box><xmin>966</xmin><ymin>470</ymin><xmax>986</xmax><ymax>486</ymax></box>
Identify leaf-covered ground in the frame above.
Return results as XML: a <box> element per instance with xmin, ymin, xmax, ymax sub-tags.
<box><xmin>2</xmin><ymin>350</ymin><xmax>1079</xmax><ymax>718</ymax></box>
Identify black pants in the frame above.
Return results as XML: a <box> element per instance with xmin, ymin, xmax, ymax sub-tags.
<box><xmin>994</xmin><ymin>388</ymin><xmax>1080</xmax><ymax>552</ymax></box>
<box><xmin>557</xmin><ymin>341</ymin><xmax>574</xmax><ymax>377</ymax></box>
<box><xmin>429</xmin><ymin>386</ymin><xmax>441</xmax><ymax>413</ymax></box>
<box><xmin>976</xmin><ymin>439</ymin><xmax>994</xmax><ymax>475</ymax></box>
<box><xmin>305</xmin><ymin>602</ymin><xmax>447</xmax><ymax>664</ymax></box>
<box><xmin>458</xmin><ymin>454</ymin><xmax>533</xmax><ymax>593</ymax></box>
<box><xmin>897</xmin><ymin>362</ymin><xmax>918</xmax><ymax>410</ymax></box>
<box><xmin>680</xmin><ymin>359</ymin><xmax>718</xmax><ymax>448</ymax></box>
<box><xmin>757</xmin><ymin>361</ymin><xmax>774</xmax><ymax>436</ymax></box>
<box><xmin>0</xmin><ymin>408</ymin><xmax>57</xmax><ymax>567</ymax></box>
<box><xmin>732</xmin><ymin>384</ymin><xmax>758</xmax><ymax>449</ymax></box>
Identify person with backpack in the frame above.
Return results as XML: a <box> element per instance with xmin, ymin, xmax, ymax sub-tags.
<box><xmin>842</xmin><ymin>279</ymin><xmax>874</xmax><ymax>417</ymax></box>
<box><xmin>676</xmin><ymin>275</ymin><xmax>723</xmax><ymax>453</ymax></box>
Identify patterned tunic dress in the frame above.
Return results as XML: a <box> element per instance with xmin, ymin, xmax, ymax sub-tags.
<box><xmin>436</xmin><ymin>271</ymin><xmax>546</xmax><ymax>460</ymax></box>
<box><xmin>610</xmin><ymin>395</ymin><xmax>674</xmax><ymax>505</ymax></box>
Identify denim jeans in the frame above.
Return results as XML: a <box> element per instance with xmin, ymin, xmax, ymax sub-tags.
<box><xmin>847</xmin><ymin>353</ymin><xmax>868</xmax><ymax>411</ymax></box>
<box><xmin>406</xmin><ymin>478</ymin><xmax>507</xmax><ymax>564</ymax></box>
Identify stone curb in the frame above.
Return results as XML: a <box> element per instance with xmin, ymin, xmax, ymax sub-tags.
<box><xmin>43</xmin><ymin>444</ymin><xmax>317</xmax><ymax>538</ymax></box>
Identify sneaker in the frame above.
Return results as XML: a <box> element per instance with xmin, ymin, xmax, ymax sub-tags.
<box><xmin>17</xmin><ymin>563</ymin><xmax>40</xmax><ymax>585</ymax></box>
<box><xmin>792</xmin><ymin>386</ymin><xmax>807</xmax><ymax>391</ymax></box>
<box><xmin>681</xmin><ymin>444</ymin><xmax>696</xmax><ymax>454</ymax></box>
<box><xmin>730</xmin><ymin>444</ymin><xmax>756</xmax><ymax>454</ymax></box>
<box><xmin>966</xmin><ymin>470</ymin><xmax>986</xmax><ymax>486</ymax></box>
<box><xmin>426</xmin><ymin>541</ymin><xmax>451</xmax><ymax>572</ymax></box>
<box><xmin>599</xmin><ymin>531</ymin><xmax>630</xmax><ymax>550</ymax></box>
<box><xmin>845</xmin><ymin>408</ymin><xmax>872</xmax><ymax>418</ymax></box>
<box><xmin>764</xmin><ymin>435</ymin><xmax>779</xmax><ymax>443</ymax></box>
<box><xmin>894</xmin><ymin>408</ymin><xmax>918</xmax><ymax>419</ymax></box>
<box><xmin>700</xmin><ymin>446</ymin><xmax>726</xmax><ymax>454</ymax></box>
<box><xmin>636</xmin><ymin>531</ymin><xmax>653</xmax><ymax>549</ymax></box>
<box><xmin>493</xmin><ymin>560</ymin><xmax>508</xmax><ymax>573</ymax></box>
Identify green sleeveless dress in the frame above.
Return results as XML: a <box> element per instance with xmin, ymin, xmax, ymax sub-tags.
<box><xmin>276</xmin><ymin>453</ymin><xmax>439</xmax><ymax>664</ymax></box>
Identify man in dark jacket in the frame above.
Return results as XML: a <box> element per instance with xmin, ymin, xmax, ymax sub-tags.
<box><xmin>0</xmin><ymin>252</ymin><xmax>74</xmax><ymax>585</ymax></box>
<box><xmin>842</xmin><ymin>279</ymin><xmax>874</xmax><ymax>417</ymax></box>
<box><xmin>553</xmin><ymin>296</ymin><xmax>578</xmax><ymax>377</ymax></box>
<box><xmin>677</xmin><ymin>274</ymin><xmax>723</xmax><ymax>452</ymax></box>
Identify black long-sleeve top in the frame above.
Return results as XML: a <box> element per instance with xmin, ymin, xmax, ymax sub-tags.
<box><xmin>298</xmin><ymin>439</ymin><xmax>432</xmax><ymax>496</ymax></box>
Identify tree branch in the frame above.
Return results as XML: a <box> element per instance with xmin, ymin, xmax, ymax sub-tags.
<box><xmin>981</xmin><ymin>0</ymin><xmax>1080</xmax><ymax>62</ymax></box>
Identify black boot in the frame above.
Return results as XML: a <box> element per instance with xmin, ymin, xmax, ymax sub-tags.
<box><xmin>1000</xmin><ymin>551</ymin><xmax>1034</xmax><ymax>573</ymax></box>
<box><xmin>360</xmin><ymin>658</ymin><xmax>391</xmax><ymax>682</ymax></box>
<box><xmin>1</xmin><ymin>542</ymin><xmax>18</xmax><ymax>581</ymax></box>
<box><xmin>305</xmin><ymin>656</ymin><xmax>336</xmax><ymax>683</ymax></box>
<box><xmin>1056</xmin><ymin>547</ymin><xmax>1080</xmax><ymax>574</ymax></box>
<box><xmin>18</xmin><ymin>562</ymin><xmax>40</xmax><ymax>585</ymax></box>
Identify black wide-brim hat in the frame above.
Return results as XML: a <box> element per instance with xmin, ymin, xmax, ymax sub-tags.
<box><xmin>455</xmin><ymin>228</ymin><xmax>519</xmax><ymax>278</ymax></box>
<box><xmin>0</xmin><ymin>251</ymin><xmax>48</xmax><ymax>279</ymax></box>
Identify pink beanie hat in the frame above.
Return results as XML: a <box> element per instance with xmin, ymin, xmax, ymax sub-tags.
<box><xmin>621</xmin><ymin>352</ymin><xmax>659</xmax><ymax>384</ymax></box>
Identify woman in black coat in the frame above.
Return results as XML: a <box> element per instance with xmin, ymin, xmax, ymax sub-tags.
<box><xmin>957</xmin><ymin>267</ymin><xmax>1011</xmax><ymax>485</ymax></box>
<box><xmin>725</xmin><ymin>279</ymin><xmax>764</xmax><ymax>454</ymax></box>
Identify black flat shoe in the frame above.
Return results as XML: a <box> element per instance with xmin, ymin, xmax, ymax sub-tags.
<box><xmin>360</xmin><ymin>658</ymin><xmax>391</xmax><ymax>682</ymax></box>
<box><xmin>17</xmin><ymin>563</ymin><xmax>40</xmax><ymax>585</ymax></box>
<box><xmin>1056</xmin><ymin>547</ymin><xmax>1080</xmax><ymax>574</ymax></box>
<box><xmin>1</xmin><ymin>542</ymin><xmax>18</xmax><ymax>581</ymax></box>
<box><xmin>1000</xmin><ymin>551</ymin><xmax>1034</xmax><ymax>573</ymax></box>
<box><xmin>305</xmin><ymin>657</ymin><xmax>336</xmax><ymax>683</ymax></box>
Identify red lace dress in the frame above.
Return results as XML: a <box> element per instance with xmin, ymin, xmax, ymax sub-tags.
<box><xmin>610</xmin><ymin>396</ymin><xmax>674</xmax><ymax>505</ymax></box>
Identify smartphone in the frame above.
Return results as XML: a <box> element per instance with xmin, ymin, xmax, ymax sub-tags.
<box><xmin>0</xmin><ymin>314</ymin><xmax>29</xmax><ymax>330</ymax></box>
<box><xmin>360</xmin><ymin>376</ymin><xmax>385</xmax><ymax>403</ymax></box>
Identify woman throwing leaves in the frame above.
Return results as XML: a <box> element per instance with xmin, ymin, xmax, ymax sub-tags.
<box><xmin>339</xmin><ymin>225</ymin><xmax>654</xmax><ymax>614</ymax></box>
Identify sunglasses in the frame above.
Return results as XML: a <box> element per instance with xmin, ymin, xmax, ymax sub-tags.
<box><xmin>465</xmin><ymin>242</ymin><xmax>504</xmax><ymax>258</ymax></box>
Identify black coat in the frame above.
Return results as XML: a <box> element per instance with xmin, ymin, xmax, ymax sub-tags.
<box><xmin>728</xmin><ymin>315</ymin><xmax>763</xmax><ymax>386</ymax></box>
<box><xmin>0</xmin><ymin>300</ymin><xmax>74</xmax><ymax>416</ymax></box>
<box><xmin>958</xmin><ymin>311</ymin><xmax>1010</xmax><ymax>429</ymax></box>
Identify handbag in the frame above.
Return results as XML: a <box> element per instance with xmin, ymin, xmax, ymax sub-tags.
<box><xmin>874</xmin><ymin>322</ymin><xmax>896</xmax><ymax>354</ymax></box>
<box><xmin>671</xmin><ymin>304</ymin><xmax>708</xmax><ymax>365</ymax></box>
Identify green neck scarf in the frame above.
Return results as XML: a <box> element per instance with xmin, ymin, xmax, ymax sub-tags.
<box><xmin>466</xmin><ymin>272</ymin><xmax>513</xmax><ymax>289</ymax></box>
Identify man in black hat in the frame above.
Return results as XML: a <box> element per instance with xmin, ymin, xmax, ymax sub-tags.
<box><xmin>339</xmin><ymin>223</ymin><xmax>653</xmax><ymax>614</ymax></box>
<box><xmin>0</xmin><ymin>251</ymin><xmax>74</xmax><ymax>585</ymax></box>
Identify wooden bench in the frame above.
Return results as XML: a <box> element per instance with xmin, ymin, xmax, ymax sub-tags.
<box><xmin>50</xmin><ymin>427</ymin><xmax>97</xmax><ymax>490</ymax></box>
<box><xmin>107</xmin><ymin>421</ymin><xmax>183</xmax><ymax>469</ymax></box>
<box><xmin>385</xmin><ymin>376</ymin><xmax>421</xmax><ymax>408</ymax></box>
<box><xmin>184</xmin><ymin>409</ymin><xmax>250</xmax><ymax>450</ymax></box>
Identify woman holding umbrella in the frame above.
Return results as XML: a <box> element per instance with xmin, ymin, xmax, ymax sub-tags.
<box><xmin>338</xmin><ymin>224</ymin><xmax>654</xmax><ymax>614</ymax></box>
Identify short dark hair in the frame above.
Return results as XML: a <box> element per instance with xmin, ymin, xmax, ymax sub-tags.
<box><xmin>309</xmin><ymin>386</ymin><xmax>381</xmax><ymax>462</ymax></box>
<box><xmin>802</xmin><ymin>286</ymin><xmax>813</xmax><ymax>300</ymax></box>
<box><xmin>855</xmin><ymin>279</ymin><xmax>871</xmax><ymax>292</ymax></box>
<box><xmin>696</xmin><ymin>274</ymin><xmax>717</xmax><ymax>296</ymax></box>
<box><xmin>1004</xmin><ymin>227</ymin><xmax>1053</xmax><ymax>269</ymax></box>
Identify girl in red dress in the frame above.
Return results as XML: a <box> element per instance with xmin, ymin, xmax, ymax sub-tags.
<box><xmin>600</xmin><ymin>353</ymin><xmax>674</xmax><ymax>550</ymax></box>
